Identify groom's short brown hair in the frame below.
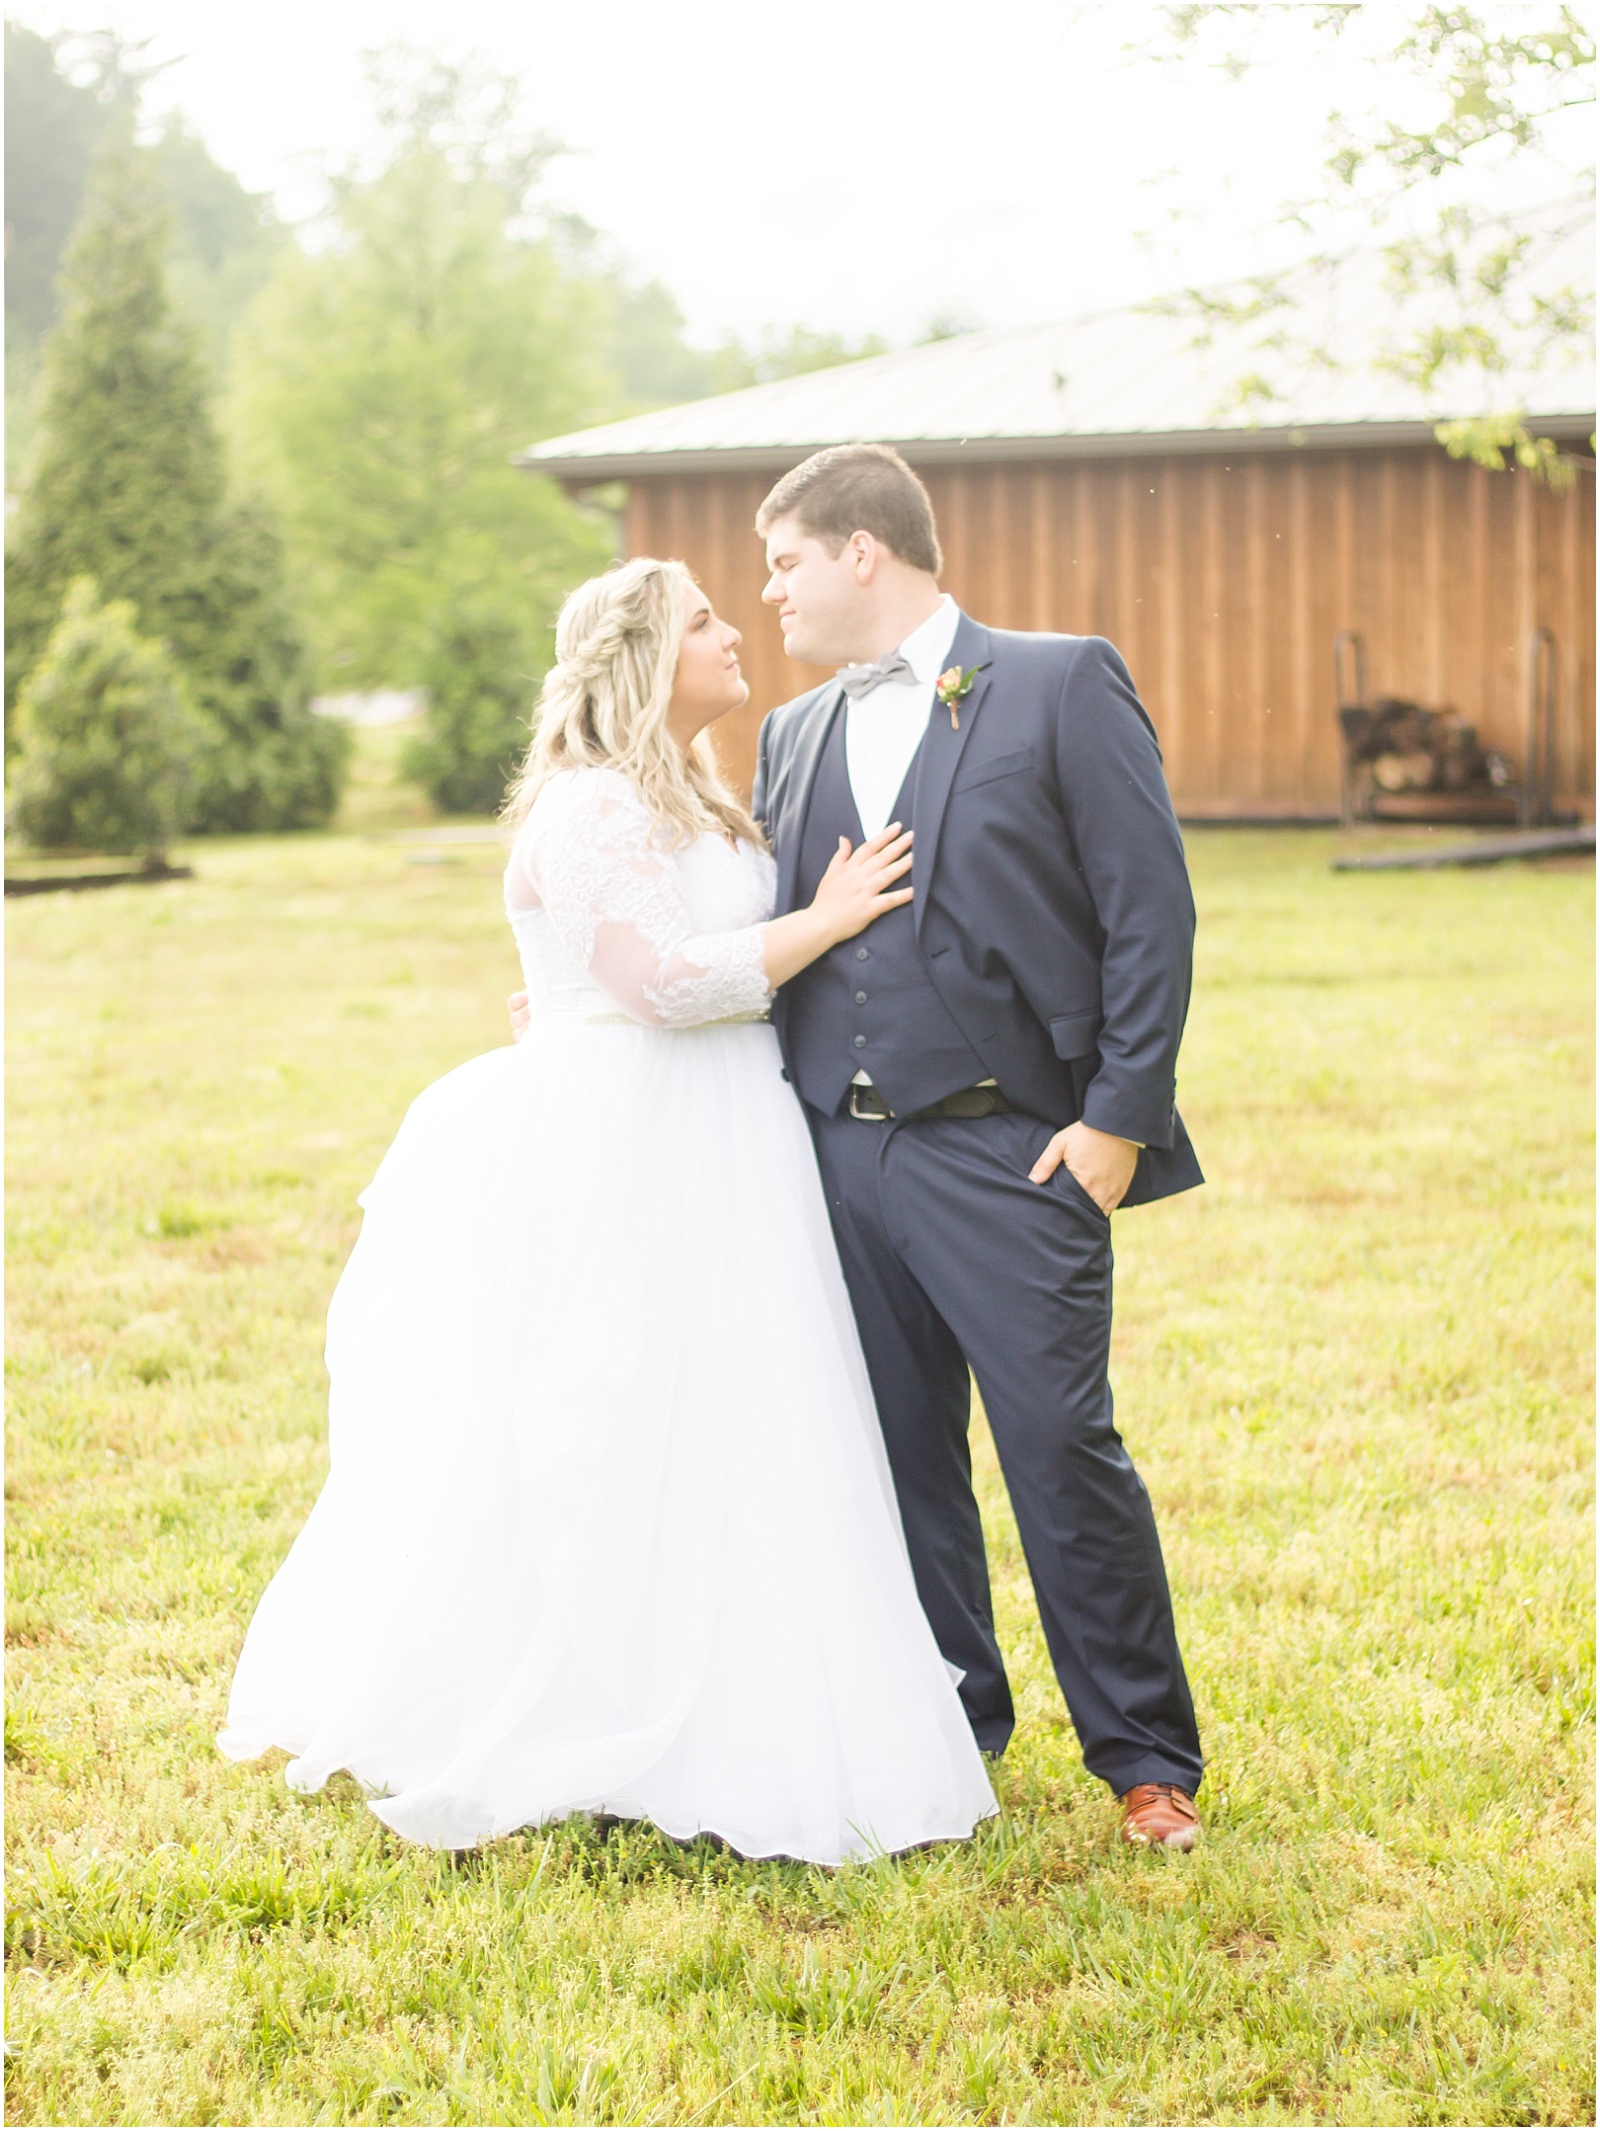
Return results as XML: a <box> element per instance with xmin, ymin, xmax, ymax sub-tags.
<box><xmin>756</xmin><ymin>444</ymin><xmax>943</xmax><ymax>577</ymax></box>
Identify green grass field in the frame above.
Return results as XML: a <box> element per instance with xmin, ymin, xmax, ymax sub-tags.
<box><xmin>5</xmin><ymin>815</ymin><xmax>1593</xmax><ymax>2127</ymax></box>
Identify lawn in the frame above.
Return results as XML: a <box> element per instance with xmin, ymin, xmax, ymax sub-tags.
<box><xmin>5</xmin><ymin>820</ymin><xmax>1593</xmax><ymax>2127</ymax></box>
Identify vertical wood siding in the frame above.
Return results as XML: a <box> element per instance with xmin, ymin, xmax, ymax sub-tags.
<box><xmin>622</xmin><ymin>448</ymin><xmax>1595</xmax><ymax>816</ymax></box>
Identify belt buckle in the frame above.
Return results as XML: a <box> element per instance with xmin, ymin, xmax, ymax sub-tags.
<box><xmin>849</xmin><ymin>1083</ymin><xmax>891</xmax><ymax>1121</ymax></box>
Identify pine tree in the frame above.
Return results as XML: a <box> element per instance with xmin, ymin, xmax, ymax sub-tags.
<box><xmin>10</xmin><ymin>578</ymin><xmax>208</xmax><ymax>859</ymax></box>
<box><xmin>6</xmin><ymin>122</ymin><xmax>219</xmax><ymax>709</ymax></box>
<box><xmin>4</xmin><ymin>123</ymin><xmax>347</xmax><ymax>829</ymax></box>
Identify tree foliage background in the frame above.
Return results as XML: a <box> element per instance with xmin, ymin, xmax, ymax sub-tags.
<box><xmin>223</xmin><ymin>74</ymin><xmax>611</xmax><ymax>701</ymax></box>
<box><xmin>4</xmin><ymin>23</ymin><xmax>287</xmax><ymax>482</ymax></box>
<box><xmin>4</xmin><ymin>119</ymin><xmax>347</xmax><ymax>834</ymax></box>
<box><xmin>4</xmin><ymin>12</ymin><xmax>1592</xmax><ymax>836</ymax></box>
<box><xmin>222</xmin><ymin>51</ymin><xmax>895</xmax><ymax>809</ymax></box>
<box><xmin>4</xmin><ymin>33</ymin><xmax>904</xmax><ymax>830</ymax></box>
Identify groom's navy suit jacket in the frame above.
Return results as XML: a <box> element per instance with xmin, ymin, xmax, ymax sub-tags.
<box><xmin>752</xmin><ymin>612</ymin><xmax>1203</xmax><ymax>1207</ymax></box>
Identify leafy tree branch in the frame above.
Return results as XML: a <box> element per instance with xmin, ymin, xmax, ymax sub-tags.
<box><xmin>1137</xmin><ymin>4</ymin><xmax>1595</xmax><ymax>482</ymax></box>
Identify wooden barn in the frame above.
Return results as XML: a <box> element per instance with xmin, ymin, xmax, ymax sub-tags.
<box><xmin>520</xmin><ymin>251</ymin><xmax>1595</xmax><ymax>821</ymax></box>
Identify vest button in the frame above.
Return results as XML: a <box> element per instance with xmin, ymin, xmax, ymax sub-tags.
<box><xmin>855</xmin><ymin>948</ymin><xmax>869</xmax><ymax>961</ymax></box>
<box><xmin>854</xmin><ymin>990</ymin><xmax>868</xmax><ymax>1004</ymax></box>
<box><xmin>853</xmin><ymin>1034</ymin><xmax>867</xmax><ymax>1048</ymax></box>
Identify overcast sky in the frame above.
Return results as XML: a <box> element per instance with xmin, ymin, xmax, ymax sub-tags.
<box><xmin>11</xmin><ymin>0</ymin><xmax>1586</xmax><ymax>346</ymax></box>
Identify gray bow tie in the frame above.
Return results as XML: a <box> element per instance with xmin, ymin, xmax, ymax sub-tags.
<box><xmin>837</xmin><ymin>651</ymin><xmax>917</xmax><ymax>701</ymax></box>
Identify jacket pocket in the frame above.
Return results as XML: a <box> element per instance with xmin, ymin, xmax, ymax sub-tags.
<box><xmin>1049</xmin><ymin>1008</ymin><xmax>1102</xmax><ymax>1060</ymax></box>
<box><xmin>952</xmin><ymin>745</ymin><xmax>1036</xmax><ymax>793</ymax></box>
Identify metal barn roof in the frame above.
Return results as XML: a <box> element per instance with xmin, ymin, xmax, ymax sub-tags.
<box><xmin>520</xmin><ymin>212</ymin><xmax>1595</xmax><ymax>481</ymax></box>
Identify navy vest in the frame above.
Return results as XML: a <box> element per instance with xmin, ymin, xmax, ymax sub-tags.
<box><xmin>785</xmin><ymin>705</ymin><xmax>987</xmax><ymax>1117</ymax></box>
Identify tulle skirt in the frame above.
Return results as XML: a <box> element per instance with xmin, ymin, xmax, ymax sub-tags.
<box><xmin>218</xmin><ymin>1017</ymin><xmax>996</xmax><ymax>1863</ymax></box>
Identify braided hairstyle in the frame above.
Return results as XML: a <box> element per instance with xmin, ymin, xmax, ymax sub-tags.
<box><xmin>503</xmin><ymin>558</ymin><xmax>760</xmax><ymax>848</ymax></box>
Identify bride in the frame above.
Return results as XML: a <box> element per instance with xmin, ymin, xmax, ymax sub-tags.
<box><xmin>219</xmin><ymin>558</ymin><xmax>997</xmax><ymax>1864</ymax></box>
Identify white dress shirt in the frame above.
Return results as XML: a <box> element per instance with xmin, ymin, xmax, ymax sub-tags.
<box><xmin>843</xmin><ymin>594</ymin><xmax>961</xmax><ymax>841</ymax></box>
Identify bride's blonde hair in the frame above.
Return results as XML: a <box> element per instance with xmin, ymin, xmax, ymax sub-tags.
<box><xmin>503</xmin><ymin>558</ymin><xmax>760</xmax><ymax>847</ymax></box>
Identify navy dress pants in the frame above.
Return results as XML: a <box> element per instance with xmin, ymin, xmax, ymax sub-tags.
<box><xmin>807</xmin><ymin>1105</ymin><xmax>1203</xmax><ymax>1795</ymax></box>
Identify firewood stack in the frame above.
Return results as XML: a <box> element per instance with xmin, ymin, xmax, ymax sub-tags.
<box><xmin>1338</xmin><ymin>699</ymin><xmax>1514</xmax><ymax>818</ymax></box>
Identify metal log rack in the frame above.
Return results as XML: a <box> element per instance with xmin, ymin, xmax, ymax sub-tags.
<box><xmin>1334</xmin><ymin>628</ymin><xmax>1574</xmax><ymax>830</ymax></box>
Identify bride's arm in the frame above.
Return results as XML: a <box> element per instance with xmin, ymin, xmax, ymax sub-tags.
<box><xmin>518</xmin><ymin>773</ymin><xmax>912</xmax><ymax>1028</ymax></box>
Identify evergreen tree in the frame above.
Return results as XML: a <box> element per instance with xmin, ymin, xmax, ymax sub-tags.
<box><xmin>4</xmin><ymin>124</ymin><xmax>347</xmax><ymax>829</ymax></box>
<box><xmin>5</xmin><ymin>30</ymin><xmax>289</xmax><ymax>483</ymax></box>
<box><xmin>185</xmin><ymin>503</ymin><xmax>349</xmax><ymax>833</ymax></box>
<box><xmin>5</xmin><ymin>122</ymin><xmax>220</xmax><ymax>711</ymax></box>
<box><xmin>9</xmin><ymin>578</ymin><xmax>207</xmax><ymax>859</ymax></box>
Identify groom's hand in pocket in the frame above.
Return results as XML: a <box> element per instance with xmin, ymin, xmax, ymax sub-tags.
<box><xmin>508</xmin><ymin>990</ymin><xmax>531</xmax><ymax>1041</ymax></box>
<box><xmin>1029</xmin><ymin>1120</ymin><xmax>1139</xmax><ymax>1214</ymax></box>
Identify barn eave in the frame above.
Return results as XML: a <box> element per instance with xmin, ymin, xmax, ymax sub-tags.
<box><xmin>519</xmin><ymin>412</ymin><xmax>1597</xmax><ymax>490</ymax></box>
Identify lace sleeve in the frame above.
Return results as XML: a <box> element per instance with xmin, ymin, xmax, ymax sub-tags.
<box><xmin>517</xmin><ymin>771</ymin><xmax>773</xmax><ymax>1028</ymax></box>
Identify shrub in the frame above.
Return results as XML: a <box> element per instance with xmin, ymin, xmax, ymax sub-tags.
<box><xmin>9</xmin><ymin>579</ymin><xmax>208</xmax><ymax>859</ymax></box>
<box><xmin>399</xmin><ymin>597</ymin><xmax>537</xmax><ymax>816</ymax></box>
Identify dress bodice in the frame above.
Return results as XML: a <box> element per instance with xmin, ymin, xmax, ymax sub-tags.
<box><xmin>505</xmin><ymin>769</ymin><xmax>776</xmax><ymax>1031</ymax></box>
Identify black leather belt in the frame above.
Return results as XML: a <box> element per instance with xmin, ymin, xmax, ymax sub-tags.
<box><xmin>847</xmin><ymin>1082</ymin><xmax>1016</xmax><ymax>1122</ymax></box>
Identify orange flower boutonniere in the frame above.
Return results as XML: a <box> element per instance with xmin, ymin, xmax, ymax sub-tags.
<box><xmin>934</xmin><ymin>662</ymin><xmax>988</xmax><ymax>729</ymax></box>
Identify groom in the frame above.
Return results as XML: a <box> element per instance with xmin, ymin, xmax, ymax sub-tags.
<box><xmin>752</xmin><ymin>445</ymin><xmax>1205</xmax><ymax>1850</ymax></box>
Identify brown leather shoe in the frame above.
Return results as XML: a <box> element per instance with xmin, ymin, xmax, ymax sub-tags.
<box><xmin>1119</xmin><ymin>1782</ymin><xmax>1201</xmax><ymax>1851</ymax></box>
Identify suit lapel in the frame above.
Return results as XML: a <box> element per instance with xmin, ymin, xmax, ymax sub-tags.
<box><xmin>911</xmin><ymin>613</ymin><xmax>993</xmax><ymax>940</ymax></box>
<box><xmin>775</xmin><ymin>684</ymin><xmax>847</xmax><ymax>917</ymax></box>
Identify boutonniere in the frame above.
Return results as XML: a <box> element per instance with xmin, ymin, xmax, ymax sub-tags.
<box><xmin>935</xmin><ymin>663</ymin><xmax>988</xmax><ymax>729</ymax></box>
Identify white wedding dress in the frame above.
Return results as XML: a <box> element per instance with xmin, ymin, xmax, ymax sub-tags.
<box><xmin>219</xmin><ymin>766</ymin><xmax>996</xmax><ymax>1863</ymax></box>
